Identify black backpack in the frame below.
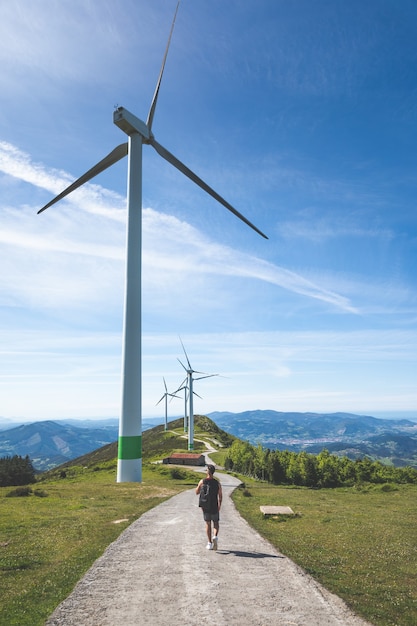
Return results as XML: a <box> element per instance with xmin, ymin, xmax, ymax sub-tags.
<box><xmin>199</xmin><ymin>478</ymin><xmax>218</xmax><ymax>509</ymax></box>
<box><xmin>199</xmin><ymin>480</ymin><xmax>210</xmax><ymax>507</ymax></box>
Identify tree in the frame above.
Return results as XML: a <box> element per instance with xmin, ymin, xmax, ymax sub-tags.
<box><xmin>354</xmin><ymin>457</ymin><xmax>374</xmax><ymax>483</ymax></box>
<box><xmin>0</xmin><ymin>455</ymin><xmax>36</xmax><ymax>487</ymax></box>
<box><xmin>253</xmin><ymin>444</ymin><xmax>267</xmax><ymax>480</ymax></box>
<box><xmin>316</xmin><ymin>449</ymin><xmax>340</xmax><ymax>488</ymax></box>
<box><xmin>224</xmin><ymin>440</ymin><xmax>255</xmax><ymax>474</ymax></box>
<box><xmin>302</xmin><ymin>452</ymin><xmax>319</xmax><ymax>487</ymax></box>
<box><xmin>269</xmin><ymin>451</ymin><xmax>286</xmax><ymax>484</ymax></box>
<box><xmin>224</xmin><ymin>439</ymin><xmax>417</xmax><ymax>488</ymax></box>
<box><xmin>286</xmin><ymin>452</ymin><xmax>305</xmax><ymax>486</ymax></box>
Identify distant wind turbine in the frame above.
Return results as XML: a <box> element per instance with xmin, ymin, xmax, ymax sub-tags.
<box><xmin>156</xmin><ymin>377</ymin><xmax>179</xmax><ymax>431</ymax></box>
<box><xmin>37</xmin><ymin>1</ymin><xmax>267</xmax><ymax>482</ymax></box>
<box><xmin>175</xmin><ymin>376</ymin><xmax>202</xmax><ymax>433</ymax></box>
<box><xmin>177</xmin><ymin>340</ymin><xmax>217</xmax><ymax>451</ymax></box>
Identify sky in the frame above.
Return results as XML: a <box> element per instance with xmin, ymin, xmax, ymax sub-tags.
<box><xmin>0</xmin><ymin>0</ymin><xmax>416</xmax><ymax>424</ymax></box>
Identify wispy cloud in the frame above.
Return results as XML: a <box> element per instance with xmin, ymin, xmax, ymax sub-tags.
<box><xmin>0</xmin><ymin>141</ymin><xmax>125</xmax><ymax>220</ymax></box>
<box><xmin>0</xmin><ymin>1</ymin><xmax>147</xmax><ymax>87</ymax></box>
<box><xmin>277</xmin><ymin>217</ymin><xmax>395</xmax><ymax>243</ymax></box>
<box><xmin>0</xmin><ymin>142</ymin><xmax>358</xmax><ymax>315</ymax></box>
<box><xmin>2</xmin><ymin>325</ymin><xmax>416</xmax><ymax>420</ymax></box>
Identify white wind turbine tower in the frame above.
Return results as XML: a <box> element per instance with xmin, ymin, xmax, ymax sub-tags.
<box><xmin>37</xmin><ymin>1</ymin><xmax>267</xmax><ymax>482</ymax></box>
<box><xmin>177</xmin><ymin>340</ymin><xmax>217</xmax><ymax>451</ymax></box>
<box><xmin>156</xmin><ymin>377</ymin><xmax>179</xmax><ymax>431</ymax></box>
<box><xmin>175</xmin><ymin>377</ymin><xmax>202</xmax><ymax>433</ymax></box>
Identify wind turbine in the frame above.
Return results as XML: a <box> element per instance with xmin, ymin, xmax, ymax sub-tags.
<box><xmin>175</xmin><ymin>376</ymin><xmax>202</xmax><ymax>433</ymax></box>
<box><xmin>37</xmin><ymin>1</ymin><xmax>267</xmax><ymax>482</ymax></box>
<box><xmin>177</xmin><ymin>340</ymin><xmax>217</xmax><ymax>451</ymax></box>
<box><xmin>156</xmin><ymin>377</ymin><xmax>179</xmax><ymax>431</ymax></box>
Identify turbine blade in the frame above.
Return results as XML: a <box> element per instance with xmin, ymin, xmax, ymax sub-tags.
<box><xmin>38</xmin><ymin>143</ymin><xmax>128</xmax><ymax>214</ymax></box>
<box><xmin>173</xmin><ymin>378</ymin><xmax>188</xmax><ymax>394</ymax></box>
<box><xmin>146</xmin><ymin>1</ymin><xmax>180</xmax><ymax>132</ymax></box>
<box><xmin>177</xmin><ymin>357</ymin><xmax>188</xmax><ymax>372</ymax></box>
<box><xmin>150</xmin><ymin>138</ymin><xmax>268</xmax><ymax>239</ymax></box>
<box><xmin>156</xmin><ymin>393</ymin><xmax>166</xmax><ymax>406</ymax></box>
<box><xmin>179</xmin><ymin>337</ymin><xmax>192</xmax><ymax>370</ymax></box>
<box><xmin>195</xmin><ymin>374</ymin><xmax>218</xmax><ymax>381</ymax></box>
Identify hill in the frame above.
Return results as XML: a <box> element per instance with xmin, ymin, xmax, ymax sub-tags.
<box><xmin>0</xmin><ymin>420</ymin><xmax>119</xmax><ymax>471</ymax></box>
<box><xmin>0</xmin><ymin>417</ymin><xmax>170</xmax><ymax>471</ymax></box>
<box><xmin>44</xmin><ymin>415</ymin><xmax>235</xmax><ymax>474</ymax></box>
<box><xmin>209</xmin><ymin>410</ymin><xmax>417</xmax><ymax>467</ymax></box>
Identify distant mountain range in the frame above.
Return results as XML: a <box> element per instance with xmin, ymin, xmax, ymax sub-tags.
<box><xmin>0</xmin><ymin>418</ymin><xmax>163</xmax><ymax>471</ymax></box>
<box><xmin>1</xmin><ymin>411</ymin><xmax>417</xmax><ymax>471</ymax></box>
<box><xmin>209</xmin><ymin>410</ymin><xmax>417</xmax><ymax>468</ymax></box>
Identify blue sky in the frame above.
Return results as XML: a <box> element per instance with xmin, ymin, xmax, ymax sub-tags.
<box><xmin>0</xmin><ymin>0</ymin><xmax>416</xmax><ymax>423</ymax></box>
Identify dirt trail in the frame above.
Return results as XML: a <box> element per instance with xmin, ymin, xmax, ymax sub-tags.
<box><xmin>45</xmin><ymin>469</ymin><xmax>373</xmax><ymax>626</ymax></box>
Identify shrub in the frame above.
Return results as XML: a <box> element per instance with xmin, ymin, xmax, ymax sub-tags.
<box><xmin>6</xmin><ymin>486</ymin><xmax>33</xmax><ymax>497</ymax></box>
<box><xmin>169</xmin><ymin>468</ymin><xmax>187</xmax><ymax>480</ymax></box>
<box><xmin>379</xmin><ymin>483</ymin><xmax>399</xmax><ymax>492</ymax></box>
<box><xmin>33</xmin><ymin>489</ymin><xmax>49</xmax><ymax>498</ymax></box>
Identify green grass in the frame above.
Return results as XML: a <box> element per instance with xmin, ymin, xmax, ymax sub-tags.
<box><xmin>0</xmin><ymin>463</ymin><xmax>197</xmax><ymax>626</ymax></box>
<box><xmin>232</xmin><ymin>479</ymin><xmax>417</xmax><ymax>626</ymax></box>
<box><xmin>208</xmin><ymin>449</ymin><xmax>229</xmax><ymax>466</ymax></box>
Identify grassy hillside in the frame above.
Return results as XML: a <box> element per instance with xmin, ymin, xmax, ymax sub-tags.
<box><xmin>1</xmin><ymin>416</ymin><xmax>416</xmax><ymax>626</ymax></box>
<box><xmin>50</xmin><ymin>414</ymin><xmax>234</xmax><ymax>472</ymax></box>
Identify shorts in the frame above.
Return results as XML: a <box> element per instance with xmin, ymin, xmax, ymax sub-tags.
<box><xmin>203</xmin><ymin>510</ymin><xmax>220</xmax><ymax>522</ymax></box>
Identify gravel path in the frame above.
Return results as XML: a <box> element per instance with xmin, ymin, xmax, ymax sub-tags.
<box><xmin>45</xmin><ymin>471</ymin><xmax>373</xmax><ymax>626</ymax></box>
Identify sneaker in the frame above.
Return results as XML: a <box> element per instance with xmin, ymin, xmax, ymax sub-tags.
<box><xmin>212</xmin><ymin>536</ymin><xmax>218</xmax><ymax>551</ymax></box>
<box><xmin>206</xmin><ymin>542</ymin><xmax>213</xmax><ymax>550</ymax></box>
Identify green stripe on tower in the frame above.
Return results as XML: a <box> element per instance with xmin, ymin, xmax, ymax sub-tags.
<box><xmin>118</xmin><ymin>435</ymin><xmax>142</xmax><ymax>460</ymax></box>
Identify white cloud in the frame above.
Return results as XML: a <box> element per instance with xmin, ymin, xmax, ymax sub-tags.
<box><xmin>143</xmin><ymin>208</ymin><xmax>358</xmax><ymax>313</ymax></box>
<box><xmin>0</xmin><ymin>1</ymin><xmax>144</xmax><ymax>87</ymax></box>
<box><xmin>0</xmin><ymin>142</ymin><xmax>358</xmax><ymax>317</ymax></box>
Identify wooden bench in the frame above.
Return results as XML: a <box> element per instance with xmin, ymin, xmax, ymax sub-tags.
<box><xmin>260</xmin><ymin>505</ymin><xmax>295</xmax><ymax>517</ymax></box>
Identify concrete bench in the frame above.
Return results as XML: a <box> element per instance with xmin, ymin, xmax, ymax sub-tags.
<box><xmin>260</xmin><ymin>505</ymin><xmax>295</xmax><ymax>517</ymax></box>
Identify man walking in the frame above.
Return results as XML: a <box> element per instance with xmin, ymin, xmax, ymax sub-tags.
<box><xmin>196</xmin><ymin>464</ymin><xmax>222</xmax><ymax>550</ymax></box>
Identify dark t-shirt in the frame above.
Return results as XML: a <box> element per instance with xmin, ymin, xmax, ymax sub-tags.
<box><xmin>202</xmin><ymin>477</ymin><xmax>220</xmax><ymax>513</ymax></box>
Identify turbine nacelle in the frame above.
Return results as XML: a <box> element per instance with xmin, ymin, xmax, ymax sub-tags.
<box><xmin>177</xmin><ymin>358</ymin><xmax>202</xmax><ymax>376</ymax></box>
<box><xmin>114</xmin><ymin>107</ymin><xmax>151</xmax><ymax>141</ymax></box>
